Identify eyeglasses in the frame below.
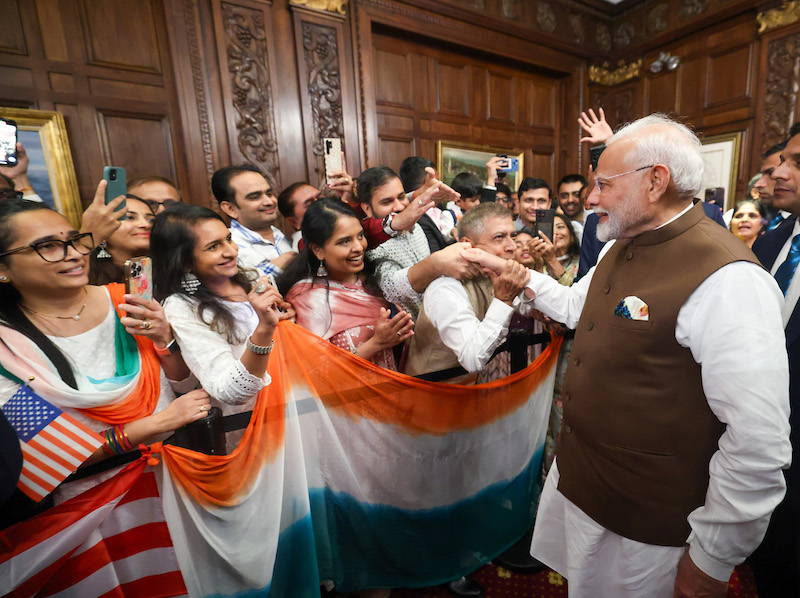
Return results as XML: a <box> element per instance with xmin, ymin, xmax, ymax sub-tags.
<box><xmin>0</xmin><ymin>189</ymin><xmax>23</xmax><ymax>201</ymax></box>
<box><xmin>0</xmin><ymin>232</ymin><xmax>95</xmax><ymax>262</ymax></box>
<box><xmin>127</xmin><ymin>193</ymin><xmax>178</xmax><ymax>213</ymax></box>
<box><xmin>594</xmin><ymin>165</ymin><xmax>654</xmax><ymax>192</ymax></box>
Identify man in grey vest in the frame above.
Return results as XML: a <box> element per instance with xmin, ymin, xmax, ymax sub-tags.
<box><xmin>466</xmin><ymin>114</ymin><xmax>791</xmax><ymax>597</ymax></box>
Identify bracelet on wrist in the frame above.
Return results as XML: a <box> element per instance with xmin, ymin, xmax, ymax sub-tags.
<box><xmin>247</xmin><ymin>336</ymin><xmax>274</xmax><ymax>355</ymax></box>
<box><xmin>154</xmin><ymin>338</ymin><xmax>180</xmax><ymax>356</ymax></box>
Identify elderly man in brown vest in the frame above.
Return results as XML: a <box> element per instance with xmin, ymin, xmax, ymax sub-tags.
<box><xmin>404</xmin><ymin>202</ymin><xmax>530</xmax><ymax>381</ymax></box>
<box><xmin>466</xmin><ymin>114</ymin><xmax>791</xmax><ymax>597</ymax></box>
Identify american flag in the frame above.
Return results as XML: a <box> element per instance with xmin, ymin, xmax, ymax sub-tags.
<box><xmin>2</xmin><ymin>384</ymin><xmax>104</xmax><ymax>502</ymax></box>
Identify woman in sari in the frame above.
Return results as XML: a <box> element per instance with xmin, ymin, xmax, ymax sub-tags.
<box><xmin>276</xmin><ymin>198</ymin><xmax>413</xmax><ymax>370</ymax></box>
<box><xmin>0</xmin><ymin>199</ymin><xmax>208</xmax><ymax>523</ymax></box>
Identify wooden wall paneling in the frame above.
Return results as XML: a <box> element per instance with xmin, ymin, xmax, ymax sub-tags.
<box><xmin>211</xmin><ymin>0</ymin><xmax>282</xmax><ymax>187</ymax></box>
<box><xmin>644</xmin><ymin>70</ymin><xmax>679</xmax><ymax>116</ymax></box>
<box><xmin>752</xmin><ymin>21</ymin><xmax>800</xmax><ymax>176</ymax></box>
<box><xmin>78</xmin><ymin>0</ymin><xmax>163</xmax><ymax>74</ymax></box>
<box><xmin>703</xmin><ymin>43</ymin><xmax>753</xmax><ymax>112</ymax></box>
<box><xmin>0</xmin><ymin>0</ymin><xmax>27</xmax><ymax>56</ymax></box>
<box><xmin>487</xmin><ymin>70</ymin><xmax>514</xmax><ymax>124</ymax></box>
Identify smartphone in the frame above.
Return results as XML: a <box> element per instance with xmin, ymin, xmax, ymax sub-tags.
<box><xmin>323</xmin><ymin>138</ymin><xmax>343</xmax><ymax>185</ymax></box>
<box><xmin>589</xmin><ymin>145</ymin><xmax>605</xmax><ymax>171</ymax></box>
<box><xmin>534</xmin><ymin>209</ymin><xmax>555</xmax><ymax>242</ymax></box>
<box><xmin>103</xmin><ymin>166</ymin><xmax>127</xmax><ymax>215</ymax></box>
<box><xmin>497</xmin><ymin>154</ymin><xmax>519</xmax><ymax>173</ymax></box>
<box><xmin>0</xmin><ymin>118</ymin><xmax>18</xmax><ymax>166</ymax></box>
<box><xmin>124</xmin><ymin>256</ymin><xmax>153</xmax><ymax>302</ymax></box>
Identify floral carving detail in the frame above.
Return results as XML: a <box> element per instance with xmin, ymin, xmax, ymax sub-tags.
<box><xmin>221</xmin><ymin>3</ymin><xmax>280</xmax><ymax>185</ymax></box>
<box><xmin>762</xmin><ymin>33</ymin><xmax>800</xmax><ymax>153</ymax></box>
<box><xmin>647</xmin><ymin>3</ymin><xmax>669</xmax><ymax>36</ymax></box>
<box><xmin>290</xmin><ymin>0</ymin><xmax>348</xmax><ymax>14</ymax></box>
<box><xmin>302</xmin><ymin>21</ymin><xmax>344</xmax><ymax>157</ymax></box>
<box><xmin>596</xmin><ymin>23</ymin><xmax>612</xmax><ymax>52</ymax></box>
<box><xmin>502</xmin><ymin>0</ymin><xmax>521</xmax><ymax>19</ymax></box>
<box><xmin>680</xmin><ymin>0</ymin><xmax>708</xmax><ymax>19</ymax></box>
<box><xmin>570</xmin><ymin>13</ymin><xmax>584</xmax><ymax>44</ymax></box>
<box><xmin>537</xmin><ymin>2</ymin><xmax>557</xmax><ymax>33</ymax></box>
<box><xmin>613</xmin><ymin>22</ymin><xmax>635</xmax><ymax>49</ymax></box>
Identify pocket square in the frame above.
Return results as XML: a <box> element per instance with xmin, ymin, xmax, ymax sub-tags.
<box><xmin>614</xmin><ymin>296</ymin><xmax>649</xmax><ymax>321</ymax></box>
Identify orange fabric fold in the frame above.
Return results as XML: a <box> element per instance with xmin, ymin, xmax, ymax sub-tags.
<box><xmin>161</xmin><ymin>321</ymin><xmax>560</xmax><ymax>506</ymax></box>
<box><xmin>75</xmin><ymin>283</ymin><xmax>162</xmax><ymax>424</ymax></box>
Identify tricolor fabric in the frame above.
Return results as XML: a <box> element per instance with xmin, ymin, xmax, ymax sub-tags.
<box><xmin>0</xmin><ymin>458</ymin><xmax>187</xmax><ymax>598</ymax></box>
<box><xmin>159</xmin><ymin>321</ymin><xmax>561</xmax><ymax>597</ymax></box>
<box><xmin>2</xmin><ymin>384</ymin><xmax>104</xmax><ymax>501</ymax></box>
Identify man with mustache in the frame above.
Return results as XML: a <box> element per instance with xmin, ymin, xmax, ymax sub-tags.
<box><xmin>468</xmin><ymin>114</ymin><xmax>791</xmax><ymax>597</ymax></box>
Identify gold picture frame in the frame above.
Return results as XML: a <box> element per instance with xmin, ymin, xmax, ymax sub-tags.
<box><xmin>436</xmin><ymin>141</ymin><xmax>524</xmax><ymax>191</ymax></box>
<box><xmin>699</xmin><ymin>131</ymin><xmax>742</xmax><ymax>212</ymax></box>
<box><xmin>0</xmin><ymin>107</ymin><xmax>81</xmax><ymax>228</ymax></box>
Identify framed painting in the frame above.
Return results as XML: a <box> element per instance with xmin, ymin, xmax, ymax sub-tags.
<box><xmin>699</xmin><ymin>131</ymin><xmax>741</xmax><ymax>212</ymax></box>
<box><xmin>0</xmin><ymin>108</ymin><xmax>81</xmax><ymax>228</ymax></box>
<box><xmin>436</xmin><ymin>141</ymin><xmax>524</xmax><ymax>191</ymax></box>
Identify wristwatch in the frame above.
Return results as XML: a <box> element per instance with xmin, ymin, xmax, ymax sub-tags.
<box><xmin>154</xmin><ymin>339</ymin><xmax>180</xmax><ymax>356</ymax></box>
<box><xmin>382</xmin><ymin>213</ymin><xmax>400</xmax><ymax>237</ymax></box>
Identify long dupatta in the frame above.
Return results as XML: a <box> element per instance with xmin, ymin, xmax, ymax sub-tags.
<box><xmin>0</xmin><ymin>283</ymin><xmax>162</xmax><ymax>424</ymax></box>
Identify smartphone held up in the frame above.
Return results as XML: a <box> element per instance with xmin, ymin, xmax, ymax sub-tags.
<box><xmin>0</xmin><ymin>118</ymin><xmax>18</xmax><ymax>166</ymax></box>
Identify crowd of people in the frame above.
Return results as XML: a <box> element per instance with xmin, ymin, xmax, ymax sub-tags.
<box><xmin>0</xmin><ymin>106</ymin><xmax>799</xmax><ymax>598</ymax></box>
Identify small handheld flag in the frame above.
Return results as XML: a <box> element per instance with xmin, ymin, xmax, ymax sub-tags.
<box><xmin>2</xmin><ymin>384</ymin><xmax>104</xmax><ymax>501</ymax></box>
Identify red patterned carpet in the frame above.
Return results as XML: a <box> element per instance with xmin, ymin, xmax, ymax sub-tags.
<box><xmin>386</xmin><ymin>563</ymin><xmax>759</xmax><ymax>598</ymax></box>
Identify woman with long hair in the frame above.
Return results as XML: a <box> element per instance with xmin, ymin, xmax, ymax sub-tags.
<box><xmin>88</xmin><ymin>196</ymin><xmax>155</xmax><ymax>285</ymax></box>
<box><xmin>0</xmin><ymin>199</ymin><xmax>208</xmax><ymax>523</ymax></box>
<box><xmin>152</xmin><ymin>203</ymin><xmax>284</xmax><ymax>421</ymax></box>
<box><xmin>276</xmin><ymin>199</ymin><xmax>412</xmax><ymax>370</ymax></box>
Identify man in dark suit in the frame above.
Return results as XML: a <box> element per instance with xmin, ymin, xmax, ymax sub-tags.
<box><xmin>750</xmin><ymin>124</ymin><xmax>800</xmax><ymax>597</ymax></box>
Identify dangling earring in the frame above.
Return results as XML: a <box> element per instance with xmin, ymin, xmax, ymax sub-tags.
<box><xmin>96</xmin><ymin>241</ymin><xmax>111</xmax><ymax>259</ymax></box>
<box><xmin>181</xmin><ymin>272</ymin><xmax>201</xmax><ymax>294</ymax></box>
<box><xmin>317</xmin><ymin>261</ymin><xmax>328</xmax><ymax>277</ymax></box>
<box><xmin>0</xmin><ymin>275</ymin><xmax>7</xmax><ymax>282</ymax></box>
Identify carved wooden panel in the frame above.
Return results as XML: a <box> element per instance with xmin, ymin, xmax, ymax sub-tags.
<box><xmin>79</xmin><ymin>0</ymin><xmax>162</xmax><ymax>73</ymax></box>
<box><xmin>761</xmin><ymin>32</ymin><xmax>800</xmax><ymax>154</ymax></box>
<box><xmin>678</xmin><ymin>57</ymin><xmax>702</xmax><ymax>117</ymax></box>
<box><xmin>705</xmin><ymin>45</ymin><xmax>752</xmax><ymax>109</ymax></box>
<box><xmin>0</xmin><ymin>0</ymin><xmax>27</xmax><ymax>55</ymax></box>
<box><xmin>35</xmin><ymin>0</ymin><xmax>71</xmax><ymax>61</ymax></box>
<box><xmin>214</xmin><ymin>1</ymin><xmax>280</xmax><ymax>186</ymax></box>
<box><xmin>530</xmin><ymin>152</ymin><xmax>554</xmax><ymax>185</ymax></box>
<box><xmin>97</xmin><ymin>112</ymin><xmax>177</xmax><ymax>181</ymax></box>
<box><xmin>487</xmin><ymin>72</ymin><xmax>514</xmax><ymax>122</ymax></box>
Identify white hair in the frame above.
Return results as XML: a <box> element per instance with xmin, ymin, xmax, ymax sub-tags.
<box><xmin>608</xmin><ymin>113</ymin><xmax>705</xmax><ymax>200</ymax></box>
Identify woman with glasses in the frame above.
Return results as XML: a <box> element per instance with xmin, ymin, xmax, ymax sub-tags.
<box><xmin>0</xmin><ymin>199</ymin><xmax>209</xmax><ymax>525</ymax></box>
<box><xmin>88</xmin><ymin>195</ymin><xmax>156</xmax><ymax>285</ymax></box>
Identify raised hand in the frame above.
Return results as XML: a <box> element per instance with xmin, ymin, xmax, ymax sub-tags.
<box><xmin>578</xmin><ymin>108</ymin><xmax>614</xmax><ymax>145</ymax></box>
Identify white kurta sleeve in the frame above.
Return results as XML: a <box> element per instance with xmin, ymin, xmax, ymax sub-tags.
<box><xmin>677</xmin><ymin>262</ymin><xmax>791</xmax><ymax>581</ymax></box>
<box><xmin>163</xmin><ymin>295</ymin><xmax>269</xmax><ymax>405</ymax></box>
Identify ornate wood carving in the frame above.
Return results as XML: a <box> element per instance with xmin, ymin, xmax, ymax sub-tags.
<box><xmin>646</xmin><ymin>3</ymin><xmax>668</xmax><ymax>37</ymax></box>
<box><xmin>613</xmin><ymin>22</ymin><xmax>635</xmax><ymax>49</ymax></box>
<box><xmin>301</xmin><ymin>20</ymin><xmax>345</xmax><ymax>157</ymax></box>
<box><xmin>570</xmin><ymin>13</ymin><xmax>585</xmax><ymax>44</ymax></box>
<box><xmin>290</xmin><ymin>0</ymin><xmax>348</xmax><ymax>14</ymax></box>
<box><xmin>588</xmin><ymin>59</ymin><xmax>642</xmax><ymax>86</ymax></box>
<box><xmin>762</xmin><ymin>33</ymin><xmax>800</xmax><ymax>152</ymax></box>
<box><xmin>183</xmin><ymin>0</ymin><xmax>215</xmax><ymax>180</ymax></box>
<box><xmin>220</xmin><ymin>2</ymin><xmax>280</xmax><ymax>183</ymax></box>
<box><xmin>537</xmin><ymin>2</ymin><xmax>557</xmax><ymax>33</ymax></box>
<box><xmin>758</xmin><ymin>1</ymin><xmax>800</xmax><ymax>33</ymax></box>
<box><xmin>679</xmin><ymin>0</ymin><xmax>708</xmax><ymax>20</ymax></box>
<box><xmin>596</xmin><ymin>23</ymin><xmax>612</xmax><ymax>52</ymax></box>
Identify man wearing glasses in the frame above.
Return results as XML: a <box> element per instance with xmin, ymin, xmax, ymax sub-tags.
<box><xmin>468</xmin><ymin>114</ymin><xmax>790</xmax><ymax>597</ymax></box>
<box><xmin>127</xmin><ymin>175</ymin><xmax>182</xmax><ymax>214</ymax></box>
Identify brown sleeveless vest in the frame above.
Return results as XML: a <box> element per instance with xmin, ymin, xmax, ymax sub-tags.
<box><xmin>557</xmin><ymin>202</ymin><xmax>760</xmax><ymax>546</ymax></box>
<box><xmin>404</xmin><ymin>276</ymin><xmax>495</xmax><ymax>378</ymax></box>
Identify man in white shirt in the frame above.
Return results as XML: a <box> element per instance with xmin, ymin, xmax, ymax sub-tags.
<box><xmin>404</xmin><ymin>202</ymin><xmax>530</xmax><ymax>379</ymax></box>
<box><xmin>468</xmin><ymin>114</ymin><xmax>790</xmax><ymax>598</ymax></box>
<box><xmin>211</xmin><ymin>165</ymin><xmax>296</xmax><ymax>277</ymax></box>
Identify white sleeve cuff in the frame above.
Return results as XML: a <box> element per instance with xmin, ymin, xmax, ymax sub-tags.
<box><xmin>688</xmin><ymin>541</ymin><xmax>734</xmax><ymax>583</ymax></box>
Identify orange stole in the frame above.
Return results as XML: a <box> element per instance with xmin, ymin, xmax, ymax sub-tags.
<box><xmin>74</xmin><ymin>283</ymin><xmax>163</xmax><ymax>424</ymax></box>
<box><xmin>160</xmin><ymin>321</ymin><xmax>561</xmax><ymax>507</ymax></box>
